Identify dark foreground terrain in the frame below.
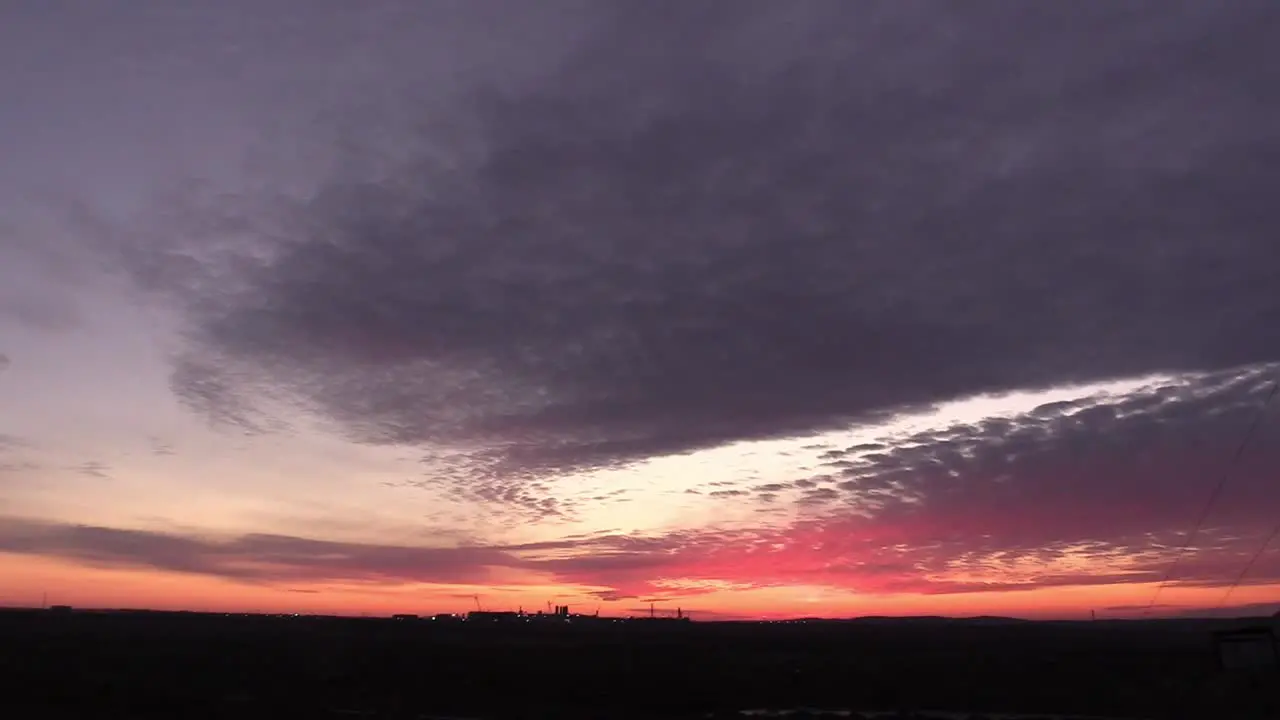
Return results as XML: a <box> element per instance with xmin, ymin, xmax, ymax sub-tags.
<box><xmin>1</xmin><ymin>609</ymin><xmax>1276</xmax><ymax>719</ymax></box>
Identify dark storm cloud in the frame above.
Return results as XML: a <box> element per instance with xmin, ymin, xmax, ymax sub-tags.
<box><xmin>117</xmin><ymin>1</ymin><xmax>1280</xmax><ymax>485</ymax></box>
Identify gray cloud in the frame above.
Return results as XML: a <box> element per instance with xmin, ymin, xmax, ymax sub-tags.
<box><xmin>624</xmin><ymin>366</ymin><xmax>1280</xmax><ymax>602</ymax></box>
<box><xmin>147</xmin><ymin>437</ymin><xmax>176</xmax><ymax>457</ymax></box>
<box><xmin>792</xmin><ymin>366</ymin><xmax>1280</xmax><ymax>544</ymax></box>
<box><xmin>516</xmin><ymin>367</ymin><xmax>1280</xmax><ymax>601</ymax></box>
<box><xmin>107</xmin><ymin>2</ymin><xmax>1280</xmax><ymax>496</ymax></box>
<box><xmin>0</xmin><ymin>204</ymin><xmax>100</xmax><ymax>334</ymax></box>
<box><xmin>0</xmin><ymin>294</ymin><xmax>79</xmax><ymax>333</ymax></box>
<box><xmin>0</xmin><ymin>435</ymin><xmax>37</xmax><ymax>476</ymax></box>
<box><xmin>0</xmin><ymin>517</ymin><xmax>511</xmax><ymax>585</ymax></box>
<box><xmin>74</xmin><ymin>460</ymin><xmax>112</xmax><ymax>480</ymax></box>
<box><xmin>1172</xmin><ymin>602</ymin><xmax>1280</xmax><ymax>619</ymax></box>
<box><xmin>5</xmin><ymin>458</ymin><xmax>1280</xmax><ymax>608</ymax></box>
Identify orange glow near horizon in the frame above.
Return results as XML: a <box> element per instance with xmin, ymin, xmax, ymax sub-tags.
<box><xmin>5</xmin><ymin>552</ymin><xmax>1276</xmax><ymax>621</ymax></box>
<box><xmin>5</xmin><ymin>370</ymin><xmax>1279</xmax><ymax>623</ymax></box>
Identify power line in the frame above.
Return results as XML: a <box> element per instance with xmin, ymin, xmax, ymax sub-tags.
<box><xmin>1212</xmin><ymin>373</ymin><xmax>1280</xmax><ymax>611</ymax></box>
<box><xmin>1215</xmin><ymin>515</ymin><xmax>1280</xmax><ymax>612</ymax></box>
<box><xmin>1143</xmin><ymin>376</ymin><xmax>1278</xmax><ymax>614</ymax></box>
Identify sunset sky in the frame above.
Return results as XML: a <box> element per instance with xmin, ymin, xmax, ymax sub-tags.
<box><xmin>2</xmin><ymin>1</ymin><xmax>1280</xmax><ymax>621</ymax></box>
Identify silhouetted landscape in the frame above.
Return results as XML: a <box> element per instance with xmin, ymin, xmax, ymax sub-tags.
<box><xmin>3</xmin><ymin>607</ymin><xmax>1277</xmax><ymax>719</ymax></box>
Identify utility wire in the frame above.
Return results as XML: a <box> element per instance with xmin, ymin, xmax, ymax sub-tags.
<box><xmin>1143</xmin><ymin>376</ymin><xmax>1278</xmax><ymax>614</ymax></box>
<box><xmin>1216</xmin><ymin>514</ymin><xmax>1280</xmax><ymax>611</ymax></box>
<box><xmin>1214</xmin><ymin>377</ymin><xmax>1280</xmax><ymax>611</ymax></box>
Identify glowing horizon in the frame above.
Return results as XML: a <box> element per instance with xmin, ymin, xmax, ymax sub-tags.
<box><xmin>3</xmin><ymin>2</ymin><xmax>1279</xmax><ymax>624</ymax></box>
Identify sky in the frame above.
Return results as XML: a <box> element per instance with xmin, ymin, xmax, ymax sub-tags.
<box><xmin>2</xmin><ymin>0</ymin><xmax>1280</xmax><ymax>621</ymax></box>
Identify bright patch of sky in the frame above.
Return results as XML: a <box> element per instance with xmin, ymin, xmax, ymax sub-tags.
<box><xmin>553</xmin><ymin>370</ymin><xmax>1223</xmax><ymax>537</ymax></box>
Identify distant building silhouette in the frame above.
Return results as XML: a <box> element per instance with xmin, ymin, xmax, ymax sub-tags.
<box><xmin>466</xmin><ymin>611</ymin><xmax>521</xmax><ymax>623</ymax></box>
<box><xmin>1213</xmin><ymin>626</ymin><xmax>1279</xmax><ymax>671</ymax></box>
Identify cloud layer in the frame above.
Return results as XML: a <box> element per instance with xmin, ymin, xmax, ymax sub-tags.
<box><xmin>4</xmin><ymin>361</ymin><xmax>1278</xmax><ymax>609</ymax></box>
<box><xmin>103</xmin><ymin>2</ymin><xmax>1280</xmax><ymax>490</ymax></box>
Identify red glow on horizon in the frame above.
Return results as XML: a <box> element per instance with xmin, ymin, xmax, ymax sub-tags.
<box><xmin>4</xmin><ymin>552</ymin><xmax>1275</xmax><ymax>621</ymax></box>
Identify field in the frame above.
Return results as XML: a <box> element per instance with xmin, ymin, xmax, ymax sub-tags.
<box><xmin>1</xmin><ymin>609</ymin><xmax>1276</xmax><ymax>719</ymax></box>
